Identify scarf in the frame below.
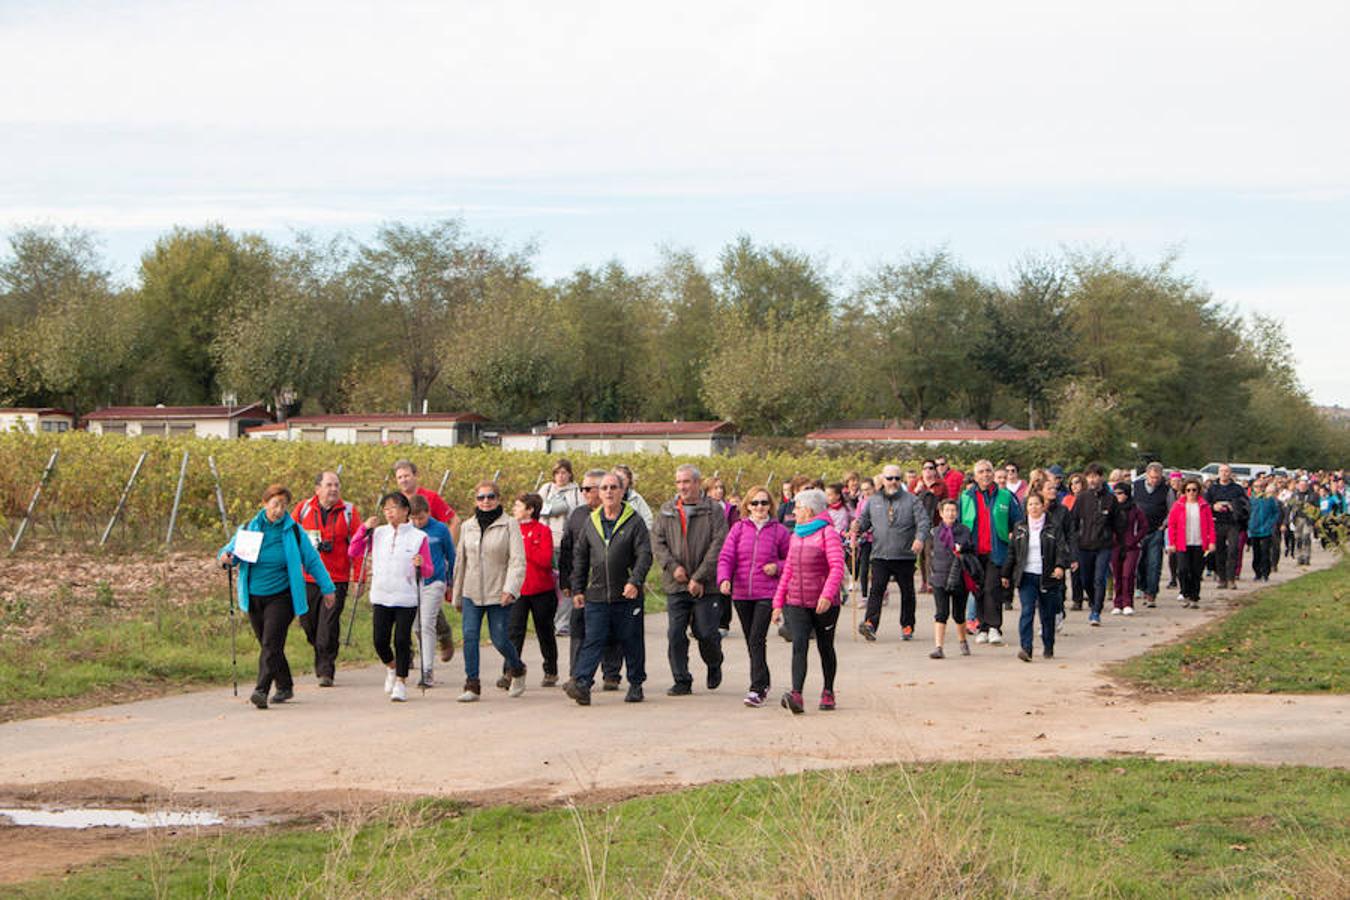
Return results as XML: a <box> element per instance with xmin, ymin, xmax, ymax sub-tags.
<box><xmin>934</xmin><ymin>523</ymin><xmax>955</xmax><ymax>552</ymax></box>
<box><xmin>475</xmin><ymin>506</ymin><xmax>504</xmax><ymax>531</ymax></box>
<box><xmin>795</xmin><ymin>517</ymin><xmax>829</xmax><ymax>538</ymax></box>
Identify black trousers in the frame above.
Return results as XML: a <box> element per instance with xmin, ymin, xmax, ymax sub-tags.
<box><xmin>372</xmin><ymin>604</ymin><xmax>417</xmax><ymax>678</ymax></box>
<box><xmin>865</xmin><ymin>557</ymin><xmax>917</xmax><ymax>632</ymax></box>
<box><xmin>856</xmin><ymin>541</ymin><xmax>872</xmax><ymax>597</ymax></box>
<box><xmin>247</xmin><ymin>591</ymin><xmax>294</xmax><ymax>693</ymax></box>
<box><xmin>299</xmin><ymin>582</ymin><xmax>348</xmax><ymax>679</ymax></box>
<box><xmin>667</xmin><ymin>591</ymin><xmax>724</xmax><ymax>687</ymax></box>
<box><xmin>1250</xmin><ymin>536</ymin><xmax>1273</xmax><ymax>580</ymax></box>
<box><xmin>977</xmin><ymin>553</ymin><xmax>1004</xmax><ymax>631</ymax></box>
<box><xmin>1177</xmin><ymin>545</ymin><xmax>1205</xmax><ymax>601</ymax></box>
<box><xmin>719</xmin><ymin>590</ymin><xmax>733</xmax><ymax>630</ymax></box>
<box><xmin>733</xmin><ymin>598</ymin><xmax>773</xmax><ymax>695</ymax></box>
<box><xmin>1214</xmin><ymin>522</ymin><xmax>1242</xmax><ymax>582</ymax></box>
<box><xmin>506</xmin><ymin>590</ymin><xmax>559</xmax><ymax>676</ymax></box>
<box><xmin>784</xmin><ymin>604</ymin><xmax>839</xmax><ymax>693</ymax></box>
<box><xmin>568</xmin><ymin>603</ymin><xmax>623</xmax><ymax>681</ymax></box>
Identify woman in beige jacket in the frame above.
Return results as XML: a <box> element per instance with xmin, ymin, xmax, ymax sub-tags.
<box><xmin>452</xmin><ymin>481</ymin><xmax>528</xmax><ymax>702</ymax></box>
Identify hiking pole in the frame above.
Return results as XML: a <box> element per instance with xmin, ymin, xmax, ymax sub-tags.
<box><xmin>849</xmin><ymin>535</ymin><xmax>860</xmax><ymax>641</ymax></box>
<box><xmin>223</xmin><ymin>561</ymin><xmax>238</xmax><ymax>696</ymax></box>
<box><xmin>344</xmin><ymin>544</ymin><xmax>370</xmax><ymax>648</ymax></box>
<box><xmin>416</xmin><ymin>573</ymin><xmax>427</xmax><ymax>695</ymax></box>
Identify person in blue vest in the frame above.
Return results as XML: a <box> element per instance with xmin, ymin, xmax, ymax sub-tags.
<box><xmin>219</xmin><ymin>484</ymin><xmax>335</xmax><ymax>710</ymax></box>
<box><xmin>959</xmin><ymin>459</ymin><xmax>1022</xmax><ymax>646</ymax></box>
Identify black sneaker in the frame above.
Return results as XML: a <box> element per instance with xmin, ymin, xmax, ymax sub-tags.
<box><xmin>781</xmin><ymin>690</ymin><xmax>804</xmax><ymax>714</ymax></box>
<box><xmin>929</xmin><ymin>646</ymin><xmax>944</xmax><ymax>659</ymax></box>
<box><xmin>317</xmin><ymin>675</ymin><xmax>334</xmax><ymax>687</ymax></box>
<box><xmin>495</xmin><ymin>675</ymin><xmax>511</xmax><ymax>690</ymax></box>
<box><xmin>707</xmin><ymin>666</ymin><xmax>722</xmax><ymax>690</ymax></box>
<box><xmin>250</xmin><ymin>689</ymin><xmax>268</xmax><ymax>709</ymax></box>
<box><xmin>563</xmin><ymin>680</ymin><xmax>591</xmax><ymax>706</ymax></box>
<box><xmin>624</xmin><ymin>685</ymin><xmax>644</xmax><ymax>703</ymax></box>
<box><xmin>1017</xmin><ymin>649</ymin><xmax>1032</xmax><ymax>663</ymax></box>
<box><xmin>667</xmin><ymin>682</ymin><xmax>692</xmax><ymax>696</ymax></box>
<box><xmin>1044</xmin><ymin>648</ymin><xmax>1054</xmax><ymax>659</ymax></box>
<box><xmin>602</xmin><ymin>678</ymin><xmax>621</xmax><ymax>692</ymax></box>
<box><xmin>271</xmin><ymin>687</ymin><xmax>294</xmax><ymax>704</ymax></box>
<box><xmin>858</xmin><ymin>622</ymin><xmax>877</xmax><ymax>642</ymax></box>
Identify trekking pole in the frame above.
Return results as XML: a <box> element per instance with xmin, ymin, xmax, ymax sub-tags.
<box><xmin>849</xmin><ymin>535</ymin><xmax>860</xmax><ymax>640</ymax></box>
<box><xmin>416</xmin><ymin>573</ymin><xmax>427</xmax><ymax>695</ymax></box>
<box><xmin>344</xmin><ymin>543</ymin><xmax>370</xmax><ymax>648</ymax></box>
<box><xmin>223</xmin><ymin>561</ymin><xmax>238</xmax><ymax>696</ymax></box>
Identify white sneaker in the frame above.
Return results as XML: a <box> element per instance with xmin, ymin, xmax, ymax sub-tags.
<box><xmin>390</xmin><ymin>681</ymin><xmax>407</xmax><ymax>702</ymax></box>
<box><xmin>987</xmin><ymin>628</ymin><xmax>1003</xmax><ymax>645</ymax></box>
<box><xmin>1110</xmin><ymin>608</ymin><xmax>1123</xmax><ymax>616</ymax></box>
<box><xmin>975</xmin><ymin>631</ymin><xmax>989</xmax><ymax>644</ymax></box>
<box><xmin>384</xmin><ymin>667</ymin><xmax>397</xmax><ymax>694</ymax></box>
<box><xmin>457</xmin><ymin>689</ymin><xmax>479</xmax><ymax>703</ymax></box>
<box><xmin>509</xmin><ymin>675</ymin><xmax>526</xmax><ymax>698</ymax></box>
<box><xmin>1123</xmin><ymin>606</ymin><xmax>1135</xmax><ymax>616</ymax></box>
<box><xmin>1055</xmin><ymin>612</ymin><xmax>1065</xmax><ymax>632</ymax></box>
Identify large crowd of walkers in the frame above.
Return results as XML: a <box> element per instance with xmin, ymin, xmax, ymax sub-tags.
<box><xmin>219</xmin><ymin>458</ymin><xmax>1347</xmax><ymax>712</ymax></box>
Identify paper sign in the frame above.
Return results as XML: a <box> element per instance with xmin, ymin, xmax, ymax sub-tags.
<box><xmin>233</xmin><ymin>529</ymin><xmax>263</xmax><ymax>563</ymax></box>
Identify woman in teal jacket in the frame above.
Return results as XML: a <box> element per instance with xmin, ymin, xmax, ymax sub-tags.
<box><xmin>219</xmin><ymin>483</ymin><xmax>336</xmax><ymax>709</ymax></box>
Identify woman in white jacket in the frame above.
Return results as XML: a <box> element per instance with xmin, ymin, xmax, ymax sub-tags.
<box><xmin>538</xmin><ymin>459</ymin><xmax>582</xmax><ymax>637</ymax></box>
<box><xmin>349</xmin><ymin>492</ymin><xmax>433</xmax><ymax>702</ymax></box>
<box><xmin>452</xmin><ymin>481</ymin><xmax>528</xmax><ymax>702</ymax></box>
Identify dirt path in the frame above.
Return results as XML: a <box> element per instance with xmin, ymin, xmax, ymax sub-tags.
<box><xmin>1</xmin><ymin>549</ymin><xmax>1345</xmax><ymax>855</ymax></box>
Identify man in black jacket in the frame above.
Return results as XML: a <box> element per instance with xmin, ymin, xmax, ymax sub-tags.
<box><xmin>1132</xmin><ymin>463</ymin><xmax>1174</xmax><ymax>608</ymax></box>
<box><xmin>1205</xmin><ymin>464</ymin><xmax>1250</xmax><ymax>589</ymax></box>
<box><xmin>566</xmin><ymin>473</ymin><xmax>653</xmax><ymax>705</ymax></box>
<box><xmin>559</xmin><ymin>469</ymin><xmax>624</xmax><ymax>688</ymax></box>
<box><xmin>1070</xmin><ymin>463</ymin><xmax>1117</xmax><ymax>626</ymax></box>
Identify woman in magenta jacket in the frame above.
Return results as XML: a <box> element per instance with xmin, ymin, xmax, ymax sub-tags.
<box><xmin>718</xmin><ymin>485</ymin><xmax>791</xmax><ymax>708</ymax></box>
<box><xmin>771</xmin><ymin>488</ymin><xmax>845</xmax><ymax>714</ymax></box>
<box><xmin>1167</xmin><ymin>478</ymin><xmax>1216</xmax><ymax>609</ymax></box>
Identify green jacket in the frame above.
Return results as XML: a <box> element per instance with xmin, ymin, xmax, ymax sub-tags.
<box><xmin>960</xmin><ymin>485</ymin><xmax>1018</xmax><ymax>565</ymax></box>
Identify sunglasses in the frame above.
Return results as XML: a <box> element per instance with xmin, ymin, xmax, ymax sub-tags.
<box><xmin>883</xmin><ymin>475</ymin><xmax>902</xmax><ymax>481</ymax></box>
<box><xmin>599</xmin><ymin>485</ymin><xmax>622</xmax><ymax>491</ymax></box>
<box><xmin>1185</xmin><ymin>488</ymin><xmax>1199</xmax><ymax>494</ymax></box>
<box><xmin>922</xmin><ymin>465</ymin><xmax>936</xmax><ymax>470</ymax></box>
<box><xmin>476</xmin><ymin>493</ymin><xmax>497</xmax><ymax>501</ymax></box>
<box><xmin>580</xmin><ymin>485</ymin><xmax>598</xmax><ymax>492</ymax></box>
<box><xmin>747</xmin><ymin>499</ymin><xmax>770</xmax><ymax>507</ymax></box>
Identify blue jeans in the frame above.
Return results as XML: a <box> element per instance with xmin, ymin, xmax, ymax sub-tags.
<box><xmin>575</xmin><ymin>599</ymin><xmax>646</xmax><ymax>689</ymax></box>
<box><xmin>1017</xmin><ymin>573</ymin><xmax>1060</xmax><ymax>655</ymax></box>
<box><xmin>460</xmin><ymin>601</ymin><xmax>523</xmax><ymax>680</ymax></box>
<box><xmin>1136</xmin><ymin>530</ymin><xmax>1165</xmax><ymax>598</ymax></box>
<box><xmin>1077</xmin><ymin>547</ymin><xmax>1112</xmax><ymax>616</ymax></box>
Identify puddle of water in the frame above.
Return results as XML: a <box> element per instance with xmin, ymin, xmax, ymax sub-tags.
<box><xmin>0</xmin><ymin>807</ymin><xmax>226</xmax><ymax>830</ymax></box>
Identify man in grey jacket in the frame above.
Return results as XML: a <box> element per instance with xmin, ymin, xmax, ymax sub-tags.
<box><xmin>651</xmin><ymin>464</ymin><xmax>728</xmax><ymax>695</ymax></box>
<box><xmin>852</xmin><ymin>464</ymin><xmax>930</xmax><ymax>642</ymax></box>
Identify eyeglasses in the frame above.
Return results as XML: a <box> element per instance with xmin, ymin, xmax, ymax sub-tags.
<box><xmin>599</xmin><ymin>485</ymin><xmax>622</xmax><ymax>491</ymax></box>
<box><xmin>1184</xmin><ymin>488</ymin><xmax>1199</xmax><ymax>494</ymax></box>
<box><xmin>935</xmin><ymin>461</ymin><xmax>947</xmax><ymax>467</ymax></box>
<box><xmin>747</xmin><ymin>499</ymin><xmax>770</xmax><ymax>507</ymax></box>
<box><xmin>922</xmin><ymin>465</ymin><xmax>936</xmax><ymax>470</ymax></box>
<box><xmin>476</xmin><ymin>493</ymin><xmax>497</xmax><ymax>501</ymax></box>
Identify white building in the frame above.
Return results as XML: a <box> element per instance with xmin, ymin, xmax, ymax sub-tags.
<box><xmin>84</xmin><ymin>404</ymin><xmax>272</xmax><ymax>439</ymax></box>
<box><xmin>0</xmin><ymin>408</ymin><xmax>76</xmax><ymax>434</ymax></box>
<box><xmin>806</xmin><ymin>426</ymin><xmax>1049</xmax><ymax>449</ymax></box>
<box><xmin>246</xmin><ymin>412</ymin><xmax>486</xmax><ymax>446</ymax></box>
<box><xmin>524</xmin><ymin>421</ymin><xmax>738</xmax><ymax>456</ymax></box>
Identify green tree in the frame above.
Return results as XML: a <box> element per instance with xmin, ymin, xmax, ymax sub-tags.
<box><xmin>715</xmin><ymin>235</ymin><xmax>833</xmax><ymax>324</ymax></box>
<box><xmin>553</xmin><ymin>262</ymin><xmax>656</xmax><ymax>421</ymax></box>
<box><xmin>643</xmin><ymin>247</ymin><xmax>717</xmax><ymax>420</ymax></box>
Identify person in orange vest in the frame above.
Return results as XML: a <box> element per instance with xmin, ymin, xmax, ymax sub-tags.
<box><xmin>292</xmin><ymin>470</ymin><xmax>360</xmax><ymax>687</ymax></box>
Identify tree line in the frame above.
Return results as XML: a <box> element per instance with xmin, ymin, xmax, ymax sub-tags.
<box><xmin>0</xmin><ymin>220</ymin><xmax>1343</xmax><ymax>468</ymax></box>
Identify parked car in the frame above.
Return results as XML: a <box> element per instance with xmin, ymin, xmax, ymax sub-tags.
<box><xmin>1199</xmin><ymin>462</ymin><xmax>1277</xmax><ymax>480</ymax></box>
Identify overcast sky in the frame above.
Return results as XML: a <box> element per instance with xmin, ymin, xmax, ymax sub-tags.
<box><xmin>3</xmin><ymin>1</ymin><xmax>1346</xmax><ymax>404</ymax></box>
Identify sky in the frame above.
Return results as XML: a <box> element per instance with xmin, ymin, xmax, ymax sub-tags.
<box><xmin>2</xmin><ymin>0</ymin><xmax>1347</xmax><ymax>404</ymax></box>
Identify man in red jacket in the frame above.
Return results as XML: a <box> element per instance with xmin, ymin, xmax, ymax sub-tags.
<box><xmin>935</xmin><ymin>456</ymin><xmax>965</xmax><ymax>500</ymax></box>
<box><xmin>292</xmin><ymin>470</ymin><xmax>360</xmax><ymax>687</ymax></box>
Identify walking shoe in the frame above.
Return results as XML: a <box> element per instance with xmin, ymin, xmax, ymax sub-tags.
<box><xmin>987</xmin><ymin>628</ymin><xmax>1004</xmax><ymax>645</ymax></box>
<box><xmin>1017</xmin><ymin>648</ymin><xmax>1032</xmax><ymax>662</ymax></box>
<box><xmin>1177</xmin><ymin>592</ymin><xmax>1186</xmax><ymax>603</ymax></box>
<box><xmin>778</xmin><ymin>623</ymin><xmax>792</xmax><ymax>642</ymax></box>
<box><xmin>929</xmin><ymin>646</ymin><xmax>944</xmax><ymax>659</ymax></box>
<box><xmin>1003</xmin><ymin>600</ymin><xmax>1014</xmax><ymax>611</ymax></box>
<box><xmin>509</xmin><ymin>674</ymin><xmax>527</xmax><ymax>698</ymax></box>
<box><xmin>271</xmin><ymin>687</ymin><xmax>293</xmax><ymax>704</ymax></box>
<box><xmin>555</xmin><ymin>627</ymin><xmax>570</xmax><ymax>638</ymax></box>
<box><xmin>1089</xmin><ymin>613</ymin><xmax>1101</xmax><ymax>626</ymax></box>
<box><xmin>602</xmin><ymin>678</ymin><xmax>621</xmax><ymax>692</ymax></box>
<box><xmin>818</xmin><ymin>689</ymin><xmax>836</xmax><ymax>711</ymax></box>
<box><xmin>975</xmin><ymin>631</ymin><xmax>989</xmax><ymax>644</ymax></box>
<box><xmin>968</xmin><ymin>618</ymin><xmax>981</xmax><ymax>631</ymax></box>
<box><xmin>390</xmin><ymin>681</ymin><xmax>407</xmax><ymax>702</ymax></box>
<box><xmin>564</xmin><ymin>679</ymin><xmax>591</xmax><ymax>706</ymax></box>
<box><xmin>1145</xmin><ymin>596</ymin><xmax>1156</xmax><ymax>608</ymax></box>
<box><xmin>901</xmin><ymin>626</ymin><xmax>914</xmax><ymax>641</ymax></box>
<box><xmin>781</xmin><ymin>690</ymin><xmax>804</xmax><ymax>715</ymax></box>
<box><xmin>1055</xmin><ymin>612</ymin><xmax>1065</xmax><ymax>632</ymax></box>
<box><xmin>1071</xmin><ymin>601</ymin><xmax>1083</xmax><ymax>611</ymax></box>
<box><xmin>1110</xmin><ymin>607</ymin><xmax>1123</xmax><ymax>616</ymax></box>
<box><xmin>718</xmin><ymin>627</ymin><xmax>730</xmax><ymax>639</ymax></box>
<box><xmin>624</xmin><ymin>685</ymin><xmax>644</xmax><ymax>703</ymax></box>
<box><xmin>858</xmin><ymin>622</ymin><xmax>877</xmax><ymax>641</ymax></box>
<box><xmin>457</xmin><ymin>678</ymin><xmax>481</xmax><ymax>703</ymax></box>
<box><xmin>743</xmin><ymin>690</ymin><xmax>765</xmax><ymax>708</ymax></box>
<box><xmin>707</xmin><ymin>666</ymin><xmax>723</xmax><ymax>690</ymax></box>
<box><xmin>416</xmin><ymin>676</ymin><xmax>434</xmax><ymax>689</ymax></box>
<box><xmin>318</xmin><ymin>675</ymin><xmax>334</xmax><ymax>687</ymax></box>
<box><xmin>542</xmin><ymin>674</ymin><xmax>558</xmax><ymax>688</ymax></box>
<box><xmin>1166</xmin><ymin>579</ymin><xmax>1178</xmax><ymax>589</ymax></box>
<box><xmin>438</xmin><ymin>635</ymin><xmax>455</xmax><ymax>663</ymax></box>
<box><xmin>384</xmin><ymin>667</ymin><xmax>397</xmax><ymax>694</ymax></box>
<box><xmin>667</xmin><ymin>682</ymin><xmax>692</xmax><ymax>696</ymax></box>
<box><xmin>495</xmin><ymin>675</ymin><xmax>511</xmax><ymax>691</ymax></box>
<box><xmin>250</xmin><ymin>689</ymin><xmax>268</xmax><ymax>710</ymax></box>
<box><xmin>959</xmin><ymin>641</ymin><xmax>971</xmax><ymax>656</ymax></box>
<box><xmin>1044</xmin><ymin>648</ymin><xmax>1054</xmax><ymax>659</ymax></box>
<box><xmin>1123</xmin><ymin>606</ymin><xmax>1135</xmax><ymax>616</ymax></box>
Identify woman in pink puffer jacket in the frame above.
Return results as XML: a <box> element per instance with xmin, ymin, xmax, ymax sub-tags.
<box><xmin>772</xmin><ymin>489</ymin><xmax>846</xmax><ymax>715</ymax></box>
<box><xmin>717</xmin><ymin>486</ymin><xmax>791</xmax><ymax>708</ymax></box>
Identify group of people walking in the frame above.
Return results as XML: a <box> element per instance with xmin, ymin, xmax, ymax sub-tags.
<box><xmin>218</xmin><ymin>456</ymin><xmax>1342</xmax><ymax>713</ymax></box>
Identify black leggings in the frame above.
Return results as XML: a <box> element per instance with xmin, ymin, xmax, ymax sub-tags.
<box><xmin>783</xmin><ymin>604</ymin><xmax>840</xmax><ymax>693</ymax></box>
<box><xmin>506</xmin><ymin>590</ymin><xmax>559</xmax><ymax>676</ymax></box>
<box><xmin>372</xmin><ymin>605</ymin><xmax>417</xmax><ymax>678</ymax></box>
<box><xmin>734</xmin><ymin>598</ymin><xmax>773</xmax><ymax>695</ymax></box>
<box><xmin>1177</xmin><ymin>546</ymin><xmax>1205</xmax><ymax>602</ymax></box>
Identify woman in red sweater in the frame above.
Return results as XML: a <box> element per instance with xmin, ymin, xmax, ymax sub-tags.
<box><xmin>503</xmin><ymin>492</ymin><xmax>559</xmax><ymax>687</ymax></box>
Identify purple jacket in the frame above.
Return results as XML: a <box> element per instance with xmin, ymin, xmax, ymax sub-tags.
<box><xmin>717</xmin><ymin>517</ymin><xmax>791</xmax><ymax>600</ymax></box>
<box><xmin>773</xmin><ymin>514</ymin><xmax>847</xmax><ymax>610</ymax></box>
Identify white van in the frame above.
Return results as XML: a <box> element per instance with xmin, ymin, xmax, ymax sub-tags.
<box><xmin>1199</xmin><ymin>462</ymin><xmax>1277</xmax><ymax>480</ymax></box>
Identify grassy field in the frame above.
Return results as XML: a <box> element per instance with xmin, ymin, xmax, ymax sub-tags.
<box><xmin>12</xmin><ymin>759</ymin><xmax>1349</xmax><ymax>899</ymax></box>
<box><xmin>1113</xmin><ymin>558</ymin><xmax>1349</xmax><ymax>695</ymax></box>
